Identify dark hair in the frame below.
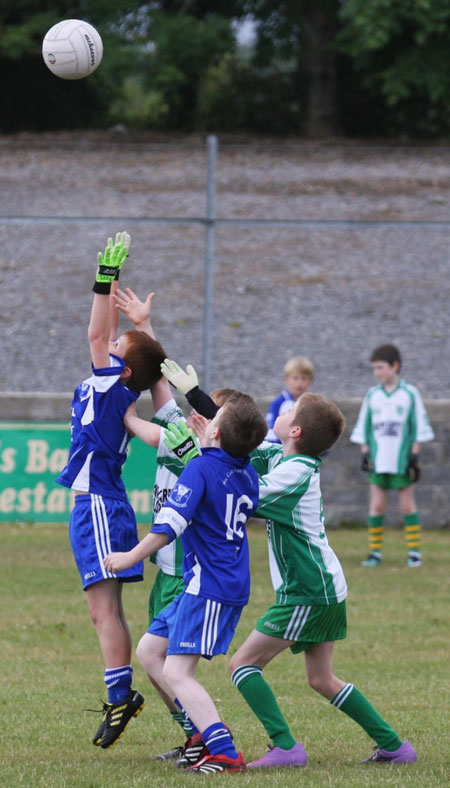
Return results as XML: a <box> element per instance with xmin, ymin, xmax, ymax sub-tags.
<box><xmin>122</xmin><ymin>330</ymin><xmax>166</xmax><ymax>392</ymax></box>
<box><xmin>370</xmin><ymin>344</ymin><xmax>402</xmax><ymax>368</ymax></box>
<box><xmin>218</xmin><ymin>392</ymin><xmax>267</xmax><ymax>458</ymax></box>
<box><xmin>292</xmin><ymin>392</ymin><xmax>345</xmax><ymax>457</ymax></box>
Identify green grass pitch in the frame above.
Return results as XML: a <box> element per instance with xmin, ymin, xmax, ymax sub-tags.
<box><xmin>1</xmin><ymin>522</ymin><xmax>449</xmax><ymax>787</ymax></box>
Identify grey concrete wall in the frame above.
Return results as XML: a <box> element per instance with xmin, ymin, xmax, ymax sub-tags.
<box><xmin>1</xmin><ymin>393</ymin><xmax>448</xmax><ymax>528</ymax></box>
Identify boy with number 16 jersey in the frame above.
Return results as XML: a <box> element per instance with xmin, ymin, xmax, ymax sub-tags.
<box><xmin>104</xmin><ymin>393</ymin><xmax>268</xmax><ymax>774</ymax></box>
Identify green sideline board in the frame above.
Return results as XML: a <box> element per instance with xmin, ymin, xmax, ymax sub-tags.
<box><xmin>0</xmin><ymin>422</ymin><xmax>156</xmax><ymax>523</ymax></box>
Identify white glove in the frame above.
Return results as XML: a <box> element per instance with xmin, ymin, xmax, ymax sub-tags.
<box><xmin>161</xmin><ymin>359</ymin><xmax>199</xmax><ymax>395</ymax></box>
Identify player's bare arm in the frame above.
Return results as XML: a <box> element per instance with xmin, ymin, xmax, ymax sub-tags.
<box><xmin>104</xmin><ymin>531</ymin><xmax>170</xmax><ymax>573</ymax></box>
<box><xmin>124</xmin><ymin>402</ymin><xmax>162</xmax><ymax>448</ymax></box>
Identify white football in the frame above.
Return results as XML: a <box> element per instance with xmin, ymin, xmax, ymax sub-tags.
<box><xmin>42</xmin><ymin>19</ymin><xmax>103</xmax><ymax>80</ymax></box>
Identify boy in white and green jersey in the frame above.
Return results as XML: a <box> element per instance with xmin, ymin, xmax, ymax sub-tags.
<box><xmin>149</xmin><ymin>396</ymin><xmax>186</xmax><ymax>623</ymax></box>
<box><xmin>229</xmin><ymin>392</ymin><xmax>417</xmax><ymax>767</ymax></box>
<box><xmin>350</xmin><ymin>344</ymin><xmax>434</xmax><ymax>567</ymax></box>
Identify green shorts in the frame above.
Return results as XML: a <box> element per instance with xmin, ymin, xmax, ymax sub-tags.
<box><xmin>255</xmin><ymin>599</ymin><xmax>347</xmax><ymax>654</ymax></box>
<box><xmin>148</xmin><ymin>569</ymin><xmax>185</xmax><ymax>627</ymax></box>
<box><xmin>369</xmin><ymin>472</ymin><xmax>411</xmax><ymax>490</ymax></box>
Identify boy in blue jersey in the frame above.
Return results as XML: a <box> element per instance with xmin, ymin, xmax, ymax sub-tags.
<box><xmin>265</xmin><ymin>356</ymin><xmax>314</xmax><ymax>442</ymax></box>
<box><xmin>56</xmin><ymin>233</ymin><xmax>166</xmax><ymax>749</ymax></box>
<box><xmin>104</xmin><ymin>393</ymin><xmax>268</xmax><ymax>774</ymax></box>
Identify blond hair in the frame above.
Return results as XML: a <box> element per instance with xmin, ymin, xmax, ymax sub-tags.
<box><xmin>284</xmin><ymin>356</ymin><xmax>314</xmax><ymax>380</ymax></box>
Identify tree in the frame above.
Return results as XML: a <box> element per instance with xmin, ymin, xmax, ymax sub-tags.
<box><xmin>337</xmin><ymin>0</ymin><xmax>450</xmax><ymax>136</ymax></box>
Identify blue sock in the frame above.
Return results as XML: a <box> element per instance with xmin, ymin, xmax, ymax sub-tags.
<box><xmin>202</xmin><ymin>722</ymin><xmax>237</xmax><ymax>759</ymax></box>
<box><xmin>104</xmin><ymin>665</ymin><xmax>133</xmax><ymax>703</ymax></box>
<box><xmin>174</xmin><ymin>698</ymin><xmax>198</xmax><ymax>735</ymax></box>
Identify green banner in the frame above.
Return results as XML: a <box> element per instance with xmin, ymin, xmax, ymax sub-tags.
<box><xmin>0</xmin><ymin>422</ymin><xmax>156</xmax><ymax>523</ymax></box>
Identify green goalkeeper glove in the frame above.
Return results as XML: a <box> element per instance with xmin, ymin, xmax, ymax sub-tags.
<box><xmin>93</xmin><ymin>231</ymin><xmax>130</xmax><ymax>294</ymax></box>
<box><xmin>163</xmin><ymin>421</ymin><xmax>200</xmax><ymax>465</ymax></box>
<box><xmin>161</xmin><ymin>359</ymin><xmax>199</xmax><ymax>395</ymax></box>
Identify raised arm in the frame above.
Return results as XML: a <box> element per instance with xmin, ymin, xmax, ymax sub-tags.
<box><xmin>114</xmin><ymin>286</ymin><xmax>172</xmax><ymax>412</ymax></box>
<box><xmin>88</xmin><ymin>232</ymin><xmax>129</xmax><ymax>368</ymax></box>
<box><xmin>161</xmin><ymin>359</ymin><xmax>219</xmax><ymax>419</ymax></box>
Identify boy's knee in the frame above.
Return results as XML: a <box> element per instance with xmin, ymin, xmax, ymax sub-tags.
<box><xmin>136</xmin><ymin>634</ymin><xmax>153</xmax><ymax>669</ymax></box>
<box><xmin>161</xmin><ymin>662</ymin><xmax>177</xmax><ymax>689</ymax></box>
<box><xmin>307</xmin><ymin>672</ymin><xmax>330</xmax><ymax>696</ymax></box>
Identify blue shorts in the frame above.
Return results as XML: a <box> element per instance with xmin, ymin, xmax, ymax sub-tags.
<box><xmin>69</xmin><ymin>493</ymin><xmax>144</xmax><ymax>590</ymax></box>
<box><xmin>148</xmin><ymin>592</ymin><xmax>243</xmax><ymax>659</ymax></box>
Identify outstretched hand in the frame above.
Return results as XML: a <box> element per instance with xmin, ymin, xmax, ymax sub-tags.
<box><xmin>161</xmin><ymin>359</ymin><xmax>199</xmax><ymax>395</ymax></box>
<box><xmin>187</xmin><ymin>411</ymin><xmax>210</xmax><ymax>445</ymax></box>
<box><xmin>113</xmin><ymin>287</ymin><xmax>155</xmax><ymax>328</ymax></box>
<box><xmin>96</xmin><ymin>231</ymin><xmax>130</xmax><ymax>285</ymax></box>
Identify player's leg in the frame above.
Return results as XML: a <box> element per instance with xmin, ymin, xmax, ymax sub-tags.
<box><xmin>229</xmin><ymin>629</ymin><xmax>307</xmax><ymax>767</ymax></box>
<box><xmin>362</xmin><ymin>482</ymin><xmax>387</xmax><ymax>565</ymax></box>
<box><xmin>398</xmin><ymin>484</ymin><xmax>422</xmax><ymax>566</ymax></box>
<box><xmin>147</xmin><ymin>572</ymin><xmax>194</xmax><ymax>758</ymax></box>
<box><xmin>136</xmin><ymin>632</ymin><xmax>172</xmax><ymax>699</ymax></box>
<box><xmin>87</xmin><ymin>579</ymin><xmax>144</xmax><ymax>747</ymax></box>
<box><xmin>163</xmin><ymin>653</ymin><xmax>245</xmax><ymax>773</ymax></box>
<box><xmin>304</xmin><ymin>641</ymin><xmax>416</xmax><ymax>763</ymax></box>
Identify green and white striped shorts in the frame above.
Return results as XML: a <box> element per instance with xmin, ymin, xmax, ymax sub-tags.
<box><xmin>255</xmin><ymin>599</ymin><xmax>347</xmax><ymax>654</ymax></box>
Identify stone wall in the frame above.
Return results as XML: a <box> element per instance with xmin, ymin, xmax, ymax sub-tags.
<box><xmin>1</xmin><ymin>393</ymin><xmax>448</xmax><ymax>528</ymax></box>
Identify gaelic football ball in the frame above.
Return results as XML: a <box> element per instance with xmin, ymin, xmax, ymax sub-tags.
<box><xmin>42</xmin><ymin>19</ymin><xmax>103</xmax><ymax>80</ymax></box>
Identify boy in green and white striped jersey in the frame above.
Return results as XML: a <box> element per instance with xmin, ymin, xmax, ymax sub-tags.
<box><xmin>229</xmin><ymin>392</ymin><xmax>417</xmax><ymax>767</ymax></box>
<box><xmin>350</xmin><ymin>344</ymin><xmax>434</xmax><ymax>567</ymax></box>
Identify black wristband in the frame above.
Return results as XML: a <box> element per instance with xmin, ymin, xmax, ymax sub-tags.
<box><xmin>186</xmin><ymin>386</ymin><xmax>219</xmax><ymax>419</ymax></box>
<box><xmin>92</xmin><ymin>280</ymin><xmax>112</xmax><ymax>294</ymax></box>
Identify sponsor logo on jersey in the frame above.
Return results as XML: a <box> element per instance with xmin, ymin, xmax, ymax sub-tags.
<box><xmin>168</xmin><ymin>483</ymin><xmax>193</xmax><ymax>507</ymax></box>
<box><xmin>153</xmin><ymin>483</ymin><xmax>171</xmax><ymax>514</ymax></box>
<box><xmin>374</xmin><ymin>420</ymin><xmax>401</xmax><ymax>437</ymax></box>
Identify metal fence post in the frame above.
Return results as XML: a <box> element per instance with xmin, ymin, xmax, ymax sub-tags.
<box><xmin>201</xmin><ymin>135</ymin><xmax>218</xmax><ymax>392</ymax></box>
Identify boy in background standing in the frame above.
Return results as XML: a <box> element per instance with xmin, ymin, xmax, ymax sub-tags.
<box><xmin>265</xmin><ymin>356</ymin><xmax>314</xmax><ymax>442</ymax></box>
<box><xmin>351</xmin><ymin>344</ymin><xmax>434</xmax><ymax>567</ymax></box>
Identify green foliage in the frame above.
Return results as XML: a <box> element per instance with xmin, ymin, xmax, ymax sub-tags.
<box><xmin>4</xmin><ymin>0</ymin><xmax>450</xmax><ymax>136</ymax></box>
<box><xmin>140</xmin><ymin>12</ymin><xmax>236</xmax><ymax>129</ymax></box>
<box><xmin>196</xmin><ymin>52</ymin><xmax>304</xmax><ymax>133</ymax></box>
<box><xmin>338</xmin><ymin>0</ymin><xmax>450</xmax><ymax>136</ymax></box>
<box><xmin>109</xmin><ymin>75</ymin><xmax>169</xmax><ymax>128</ymax></box>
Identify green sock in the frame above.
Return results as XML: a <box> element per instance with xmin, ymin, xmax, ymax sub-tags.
<box><xmin>331</xmin><ymin>684</ymin><xmax>402</xmax><ymax>751</ymax></box>
<box><xmin>170</xmin><ymin>709</ymin><xmax>194</xmax><ymax>737</ymax></box>
<box><xmin>231</xmin><ymin>665</ymin><xmax>296</xmax><ymax>750</ymax></box>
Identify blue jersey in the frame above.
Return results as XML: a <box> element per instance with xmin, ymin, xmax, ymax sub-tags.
<box><xmin>151</xmin><ymin>447</ymin><xmax>259</xmax><ymax>606</ymax></box>
<box><xmin>56</xmin><ymin>355</ymin><xmax>139</xmax><ymax>500</ymax></box>
<box><xmin>265</xmin><ymin>390</ymin><xmax>296</xmax><ymax>443</ymax></box>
